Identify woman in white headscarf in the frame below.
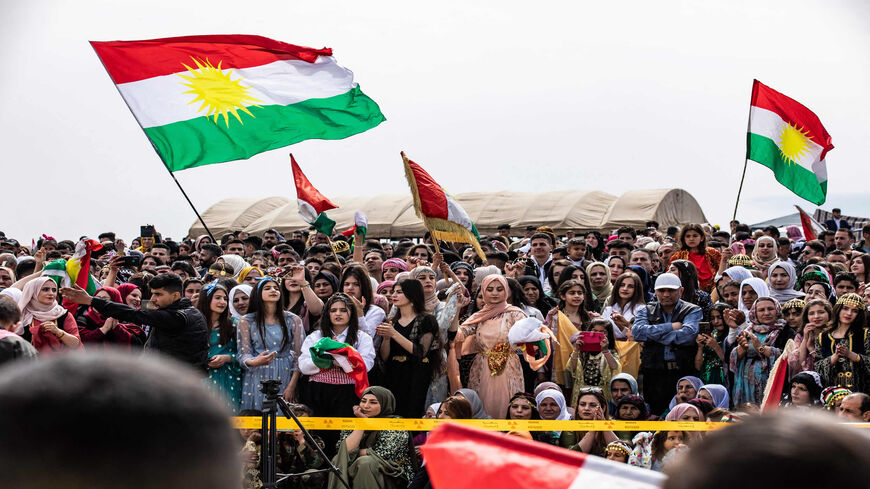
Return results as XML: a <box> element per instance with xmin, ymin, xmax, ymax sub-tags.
<box><xmin>725</xmin><ymin>277</ymin><xmax>771</xmax><ymax>347</ymax></box>
<box><xmin>228</xmin><ymin>284</ymin><xmax>253</xmax><ymax>319</ymax></box>
<box><xmin>766</xmin><ymin>261</ymin><xmax>805</xmax><ymax>304</ymax></box>
<box><xmin>17</xmin><ymin>276</ymin><xmax>81</xmax><ymax>352</ymax></box>
<box><xmin>535</xmin><ymin>388</ymin><xmax>574</xmax><ymax>448</ymax></box>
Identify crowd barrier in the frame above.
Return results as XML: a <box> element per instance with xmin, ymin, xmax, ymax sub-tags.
<box><xmin>231</xmin><ymin>416</ymin><xmax>870</xmax><ymax>431</ymax></box>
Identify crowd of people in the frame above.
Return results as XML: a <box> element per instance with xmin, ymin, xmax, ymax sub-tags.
<box><xmin>1</xmin><ymin>215</ymin><xmax>869</xmax><ymax>488</ymax></box>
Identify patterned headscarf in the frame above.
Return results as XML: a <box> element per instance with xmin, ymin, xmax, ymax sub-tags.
<box><xmin>381</xmin><ymin>258</ymin><xmax>408</xmax><ymax>272</ymax></box>
<box><xmin>748</xmin><ymin>296</ymin><xmax>786</xmax><ymax>334</ymax></box>
<box><xmin>751</xmin><ymin>236</ymin><xmax>780</xmax><ymax>272</ymax></box>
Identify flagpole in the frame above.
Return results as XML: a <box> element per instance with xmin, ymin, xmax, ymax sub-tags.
<box><xmin>90</xmin><ymin>43</ymin><xmax>216</xmax><ymax>242</ymax></box>
<box><xmin>732</xmin><ymin>82</ymin><xmax>755</xmax><ymax>224</ymax></box>
<box><xmin>732</xmin><ymin>161</ymin><xmax>748</xmax><ymax>224</ymax></box>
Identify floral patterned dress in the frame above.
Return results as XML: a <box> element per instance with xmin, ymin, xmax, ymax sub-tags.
<box><xmin>206</xmin><ymin>318</ymin><xmax>243</xmax><ymax>413</ymax></box>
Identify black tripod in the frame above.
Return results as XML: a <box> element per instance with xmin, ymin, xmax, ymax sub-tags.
<box><xmin>259</xmin><ymin>380</ymin><xmax>351</xmax><ymax>489</ymax></box>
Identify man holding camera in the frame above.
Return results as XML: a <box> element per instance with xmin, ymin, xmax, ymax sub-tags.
<box><xmin>631</xmin><ymin>273</ymin><xmax>702</xmax><ymax>415</ymax></box>
<box><xmin>61</xmin><ymin>273</ymin><xmax>209</xmax><ymax>371</ymax></box>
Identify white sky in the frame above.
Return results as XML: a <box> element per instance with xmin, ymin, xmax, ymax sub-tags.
<box><xmin>2</xmin><ymin>0</ymin><xmax>868</xmax><ymax>242</ymax></box>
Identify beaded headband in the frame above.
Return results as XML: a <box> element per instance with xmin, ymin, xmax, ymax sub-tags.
<box><xmin>331</xmin><ymin>240</ymin><xmax>350</xmax><ymax>253</ymax></box>
<box><xmin>605</xmin><ymin>441</ymin><xmax>631</xmax><ymax>457</ymax></box>
<box><xmin>782</xmin><ymin>298</ymin><xmax>806</xmax><ymax>311</ymax></box>
<box><xmin>836</xmin><ymin>293</ymin><xmax>864</xmax><ymax>310</ymax></box>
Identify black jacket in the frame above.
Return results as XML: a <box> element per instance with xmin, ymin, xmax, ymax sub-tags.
<box><xmin>91</xmin><ymin>296</ymin><xmax>209</xmax><ymax>371</ymax></box>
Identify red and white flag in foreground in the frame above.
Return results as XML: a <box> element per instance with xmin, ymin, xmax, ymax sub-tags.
<box><xmin>421</xmin><ymin>423</ymin><xmax>664</xmax><ymax>489</ymax></box>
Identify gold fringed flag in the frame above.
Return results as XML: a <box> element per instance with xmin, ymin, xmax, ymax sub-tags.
<box><xmin>401</xmin><ymin>152</ymin><xmax>485</xmax><ymax>261</ymax></box>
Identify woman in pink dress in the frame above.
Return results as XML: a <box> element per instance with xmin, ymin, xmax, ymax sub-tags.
<box><xmin>454</xmin><ymin>275</ymin><xmax>527</xmax><ymax>418</ymax></box>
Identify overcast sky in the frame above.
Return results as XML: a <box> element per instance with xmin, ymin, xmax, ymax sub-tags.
<box><xmin>2</xmin><ymin>0</ymin><xmax>868</xmax><ymax>242</ymax></box>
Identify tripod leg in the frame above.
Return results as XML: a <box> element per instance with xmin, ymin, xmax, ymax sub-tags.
<box><xmin>275</xmin><ymin>397</ymin><xmax>352</xmax><ymax>489</ymax></box>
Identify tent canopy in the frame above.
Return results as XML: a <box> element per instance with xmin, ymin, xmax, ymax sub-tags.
<box><xmin>188</xmin><ymin>189</ymin><xmax>708</xmax><ymax>239</ymax></box>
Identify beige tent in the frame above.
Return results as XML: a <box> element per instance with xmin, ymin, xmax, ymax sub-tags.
<box><xmin>188</xmin><ymin>189</ymin><xmax>707</xmax><ymax>239</ymax></box>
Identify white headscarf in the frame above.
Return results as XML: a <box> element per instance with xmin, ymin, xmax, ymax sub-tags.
<box><xmin>228</xmin><ymin>284</ymin><xmax>253</xmax><ymax>319</ymax></box>
<box><xmin>535</xmin><ymin>388</ymin><xmax>572</xmax><ymax>436</ymax></box>
<box><xmin>739</xmin><ymin>277</ymin><xmax>770</xmax><ymax>312</ymax></box>
<box><xmin>767</xmin><ymin>261</ymin><xmax>804</xmax><ymax>303</ymax></box>
<box><xmin>722</xmin><ymin>266</ymin><xmax>752</xmax><ymax>285</ymax></box>
<box><xmin>17</xmin><ymin>276</ymin><xmax>66</xmax><ymax>329</ymax></box>
<box><xmin>219</xmin><ymin>254</ymin><xmax>250</xmax><ymax>280</ymax></box>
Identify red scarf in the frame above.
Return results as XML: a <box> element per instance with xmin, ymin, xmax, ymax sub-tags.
<box><xmin>85</xmin><ymin>287</ymin><xmax>122</xmax><ymax>326</ymax></box>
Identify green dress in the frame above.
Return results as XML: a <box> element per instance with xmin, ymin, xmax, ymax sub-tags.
<box><xmin>207</xmin><ymin>320</ymin><xmax>243</xmax><ymax>413</ymax></box>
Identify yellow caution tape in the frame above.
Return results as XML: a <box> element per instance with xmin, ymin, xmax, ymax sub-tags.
<box><xmin>232</xmin><ymin>417</ymin><xmax>870</xmax><ymax>431</ymax></box>
<box><xmin>232</xmin><ymin>417</ymin><xmax>746</xmax><ymax>431</ymax></box>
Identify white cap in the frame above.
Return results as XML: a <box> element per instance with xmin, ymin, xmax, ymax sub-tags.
<box><xmin>654</xmin><ymin>273</ymin><xmax>682</xmax><ymax>290</ymax></box>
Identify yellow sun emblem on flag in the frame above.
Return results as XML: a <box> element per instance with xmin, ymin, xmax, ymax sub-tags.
<box><xmin>776</xmin><ymin>122</ymin><xmax>812</xmax><ymax>165</ymax></box>
<box><xmin>177</xmin><ymin>57</ymin><xmax>262</xmax><ymax>127</ymax></box>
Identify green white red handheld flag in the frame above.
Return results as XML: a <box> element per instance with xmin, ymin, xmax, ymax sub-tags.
<box><xmin>90</xmin><ymin>35</ymin><xmax>385</xmax><ymax>172</ymax></box>
<box><xmin>292</xmin><ymin>154</ymin><xmax>337</xmax><ymax>236</ymax></box>
<box><xmin>421</xmin><ymin>423</ymin><xmax>664</xmax><ymax>489</ymax></box>
<box><xmin>401</xmin><ymin>152</ymin><xmax>486</xmax><ymax>261</ymax></box>
<box><xmin>309</xmin><ymin>337</ymin><xmax>369</xmax><ymax>397</ymax></box>
<box><xmin>747</xmin><ymin>80</ymin><xmax>833</xmax><ymax>205</ymax></box>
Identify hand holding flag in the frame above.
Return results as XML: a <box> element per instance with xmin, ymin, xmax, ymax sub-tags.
<box><xmin>291</xmin><ymin>154</ymin><xmax>337</xmax><ymax>236</ymax></box>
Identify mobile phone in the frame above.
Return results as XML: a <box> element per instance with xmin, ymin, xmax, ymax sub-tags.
<box><xmin>579</xmin><ymin>331</ymin><xmax>604</xmax><ymax>352</ymax></box>
<box><xmin>140</xmin><ymin>225</ymin><xmax>155</xmax><ymax>238</ymax></box>
<box><xmin>730</xmin><ymin>242</ymin><xmax>745</xmax><ymax>255</ymax></box>
<box><xmin>120</xmin><ymin>255</ymin><xmax>142</xmax><ymax>268</ymax></box>
<box><xmin>698</xmin><ymin>322</ymin><xmax>712</xmax><ymax>335</ymax></box>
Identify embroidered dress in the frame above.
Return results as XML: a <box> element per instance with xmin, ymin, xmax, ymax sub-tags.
<box><xmin>462</xmin><ymin>310</ymin><xmax>527</xmax><ymax>418</ymax></box>
<box><xmin>814</xmin><ymin>330</ymin><xmax>870</xmax><ymax>393</ymax></box>
<box><xmin>238</xmin><ymin>311</ymin><xmax>304</xmax><ymax>410</ymax></box>
<box><xmin>206</xmin><ymin>318</ymin><xmax>243</xmax><ymax>413</ymax></box>
<box><xmin>568</xmin><ymin>349</ymin><xmax>621</xmax><ymax>406</ymax></box>
<box><xmin>699</xmin><ymin>344</ymin><xmax>726</xmax><ymax>385</ymax></box>
<box><xmin>334</xmin><ymin>429</ymin><xmax>416</xmax><ymax>487</ymax></box>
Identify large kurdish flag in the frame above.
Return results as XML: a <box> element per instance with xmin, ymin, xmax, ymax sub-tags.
<box><xmin>747</xmin><ymin>79</ymin><xmax>833</xmax><ymax>205</ymax></box>
<box><xmin>91</xmin><ymin>35</ymin><xmax>385</xmax><ymax>172</ymax></box>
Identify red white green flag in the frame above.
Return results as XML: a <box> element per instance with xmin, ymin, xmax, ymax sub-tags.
<box><xmin>91</xmin><ymin>35</ymin><xmax>385</xmax><ymax>172</ymax></box>
<box><xmin>401</xmin><ymin>152</ymin><xmax>486</xmax><ymax>261</ymax></box>
<box><xmin>747</xmin><ymin>80</ymin><xmax>833</xmax><ymax>205</ymax></box>
<box><xmin>795</xmin><ymin>205</ymin><xmax>825</xmax><ymax>242</ymax></box>
<box><xmin>292</xmin><ymin>155</ymin><xmax>337</xmax><ymax>236</ymax></box>
<box><xmin>422</xmin><ymin>423</ymin><xmax>664</xmax><ymax>489</ymax></box>
<box><xmin>309</xmin><ymin>337</ymin><xmax>369</xmax><ymax>397</ymax></box>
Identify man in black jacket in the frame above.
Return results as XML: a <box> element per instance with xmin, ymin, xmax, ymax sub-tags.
<box><xmin>62</xmin><ymin>273</ymin><xmax>208</xmax><ymax>371</ymax></box>
<box><xmin>631</xmin><ymin>273</ymin><xmax>702</xmax><ymax>415</ymax></box>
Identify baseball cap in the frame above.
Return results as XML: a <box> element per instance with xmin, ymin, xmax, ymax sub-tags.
<box><xmin>654</xmin><ymin>273</ymin><xmax>682</xmax><ymax>290</ymax></box>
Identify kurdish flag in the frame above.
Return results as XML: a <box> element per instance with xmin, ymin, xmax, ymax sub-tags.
<box><xmin>309</xmin><ymin>337</ymin><xmax>370</xmax><ymax>397</ymax></box>
<box><xmin>401</xmin><ymin>152</ymin><xmax>486</xmax><ymax>261</ymax></box>
<box><xmin>422</xmin><ymin>423</ymin><xmax>664</xmax><ymax>489</ymax></box>
<box><xmin>43</xmin><ymin>239</ymin><xmax>102</xmax><ymax>314</ymax></box>
<box><xmin>747</xmin><ymin>80</ymin><xmax>833</xmax><ymax>205</ymax></box>
<box><xmin>292</xmin><ymin>154</ymin><xmax>337</xmax><ymax>236</ymax></box>
<box><xmin>91</xmin><ymin>35</ymin><xmax>385</xmax><ymax>172</ymax></box>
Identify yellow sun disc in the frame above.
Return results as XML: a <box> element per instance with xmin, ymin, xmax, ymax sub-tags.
<box><xmin>777</xmin><ymin>122</ymin><xmax>812</xmax><ymax>165</ymax></box>
<box><xmin>177</xmin><ymin>57</ymin><xmax>262</xmax><ymax>127</ymax></box>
